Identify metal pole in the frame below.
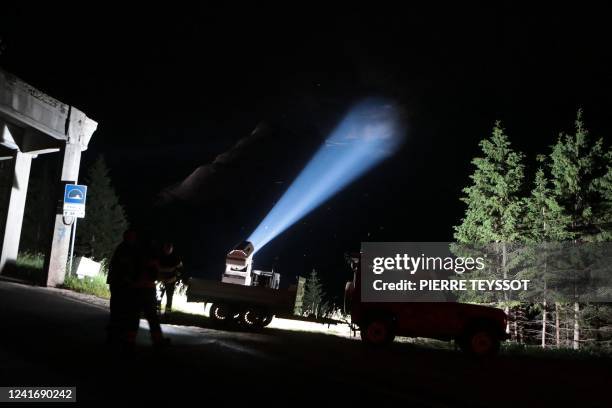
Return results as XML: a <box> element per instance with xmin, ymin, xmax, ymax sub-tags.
<box><xmin>68</xmin><ymin>217</ymin><xmax>77</xmax><ymax>276</ymax></box>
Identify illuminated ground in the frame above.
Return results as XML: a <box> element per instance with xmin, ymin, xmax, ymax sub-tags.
<box><xmin>0</xmin><ymin>279</ymin><xmax>609</xmax><ymax>406</ymax></box>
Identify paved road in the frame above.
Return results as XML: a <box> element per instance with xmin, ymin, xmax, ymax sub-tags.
<box><xmin>0</xmin><ymin>280</ymin><xmax>609</xmax><ymax>406</ymax></box>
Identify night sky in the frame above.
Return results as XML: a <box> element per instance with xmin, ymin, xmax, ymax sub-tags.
<box><xmin>2</xmin><ymin>4</ymin><xmax>611</xmax><ymax>301</ymax></box>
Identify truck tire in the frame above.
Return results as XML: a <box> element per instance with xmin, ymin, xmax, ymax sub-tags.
<box><xmin>209</xmin><ymin>303</ymin><xmax>232</xmax><ymax>326</ymax></box>
<box><xmin>360</xmin><ymin>317</ymin><xmax>395</xmax><ymax>345</ymax></box>
<box><xmin>460</xmin><ymin>327</ymin><xmax>501</xmax><ymax>356</ymax></box>
<box><xmin>239</xmin><ymin>308</ymin><xmax>271</xmax><ymax>330</ymax></box>
<box><xmin>261</xmin><ymin>314</ymin><xmax>273</xmax><ymax>327</ymax></box>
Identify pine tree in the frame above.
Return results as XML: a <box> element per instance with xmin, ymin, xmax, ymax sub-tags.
<box><xmin>546</xmin><ymin>110</ymin><xmax>612</xmax><ymax>349</ymax></box>
<box><xmin>303</xmin><ymin>269</ymin><xmax>326</xmax><ymax>318</ymax></box>
<box><xmin>75</xmin><ymin>156</ymin><xmax>128</xmax><ymax>262</ymax></box>
<box><xmin>525</xmin><ymin>164</ymin><xmax>573</xmax><ymax>243</ymax></box>
<box><xmin>549</xmin><ymin>109</ymin><xmax>611</xmax><ymax>241</ymax></box>
<box><xmin>454</xmin><ymin>122</ymin><xmax>526</xmax><ymax>330</ymax></box>
<box><xmin>454</xmin><ymin>122</ymin><xmax>526</xmax><ymax>244</ymax></box>
<box><xmin>523</xmin><ymin>163</ymin><xmax>572</xmax><ymax>347</ymax></box>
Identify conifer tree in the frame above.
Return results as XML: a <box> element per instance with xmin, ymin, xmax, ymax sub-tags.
<box><xmin>454</xmin><ymin>122</ymin><xmax>526</xmax><ymax>244</ymax></box>
<box><xmin>525</xmin><ymin>164</ymin><xmax>573</xmax><ymax>243</ymax></box>
<box><xmin>547</xmin><ymin>110</ymin><xmax>612</xmax><ymax>349</ymax></box>
<box><xmin>454</xmin><ymin>122</ymin><xmax>526</xmax><ymax>326</ymax></box>
<box><xmin>75</xmin><ymin>156</ymin><xmax>128</xmax><ymax>262</ymax></box>
<box><xmin>303</xmin><ymin>269</ymin><xmax>326</xmax><ymax>318</ymax></box>
<box><xmin>549</xmin><ymin>109</ymin><xmax>611</xmax><ymax>241</ymax></box>
<box><xmin>523</xmin><ymin>163</ymin><xmax>572</xmax><ymax>347</ymax></box>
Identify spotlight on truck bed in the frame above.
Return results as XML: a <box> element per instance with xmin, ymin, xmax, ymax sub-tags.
<box><xmin>226</xmin><ymin>241</ymin><xmax>254</xmax><ymax>268</ymax></box>
<box><xmin>223</xmin><ymin>241</ymin><xmax>280</xmax><ymax>288</ymax></box>
<box><xmin>223</xmin><ymin>241</ymin><xmax>255</xmax><ymax>285</ymax></box>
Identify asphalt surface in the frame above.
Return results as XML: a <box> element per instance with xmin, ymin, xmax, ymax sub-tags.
<box><xmin>0</xmin><ymin>279</ymin><xmax>610</xmax><ymax>407</ymax></box>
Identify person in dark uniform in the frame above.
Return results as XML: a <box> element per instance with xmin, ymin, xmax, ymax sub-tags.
<box><xmin>158</xmin><ymin>242</ymin><xmax>183</xmax><ymax>317</ymax></box>
<box><xmin>106</xmin><ymin>229</ymin><xmax>140</xmax><ymax>346</ymax></box>
<box><xmin>125</xmin><ymin>240</ymin><xmax>170</xmax><ymax>348</ymax></box>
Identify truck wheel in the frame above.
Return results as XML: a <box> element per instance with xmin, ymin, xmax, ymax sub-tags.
<box><xmin>240</xmin><ymin>308</ymin><xmax>270</xmax><ymax>330</ymax></box>
<box><xmin>461</xmin><ymin>328</ymin><xmax>500</xmax><ymax>356</ymax></box>
<box><xmin>209</xmin><ymin>303</ymin><xmax>232</xmax><ymax>325</ymax></box>
<box><xmin>261</xmin><ymin>314</ymin><xmax>273</xmax><ymax>327</ymax></box>
<box><xmin>360</xmin><ymin>318</ymin><xmax>395</xmax><ymax>345</ymax></box>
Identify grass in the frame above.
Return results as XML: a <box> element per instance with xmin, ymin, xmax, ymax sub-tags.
<box><xmin>62</xmin><ymin>273</ymin><xmax>111</xmax><ymax>299</ymax></box>
<box><xmin>500</xmin><ymin>341</ymin><xmax>612</xmax><ymax>360</ymax></box>
<box><xmin>16</xmin><ymin>252</ymin><xmax>45</xmax><ymax>269</ymax></box>
<box><xmin>2</xmin><ymin>252</ymin><xmax>46</xmax><ymax>283</ymax></box>
<box><xmin>10</xmin><ymin>252</ymin><xmax>111</xmax><ymax>299</ymax></box>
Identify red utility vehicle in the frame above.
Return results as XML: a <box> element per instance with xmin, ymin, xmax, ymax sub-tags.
<box><xmin>345</xmin><ymin>256</ymin><xmax>508</xmax><ymax>355</ymax></box>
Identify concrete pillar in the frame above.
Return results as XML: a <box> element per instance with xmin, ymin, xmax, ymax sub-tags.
<box><xmin>43</xmin><ymin>142</ymin><xmax>81</xmax><ymax>287</ymax></box>
<box><xmin>0</xmin><ymin>151</ymin><xmax>33</xmax><ymax>272</ymax></box>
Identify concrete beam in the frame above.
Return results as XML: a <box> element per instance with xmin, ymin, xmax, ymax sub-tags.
<box><xmin>0</xmin><ymin>121</ymin><xmax>22</xmax><ymax>150</ymax></box>
<box><xmin>0</xmin><ymin>69</ymin><xmax>98</xmax><ymax>286</ymax></box>
<box><xmin>1</xmin><ymin>124</ymin><xmax>60</xmax><ymax>156</ymax></box>
<box><xmin>43</xmin><ymin>104</ymin><xmax>99</xmax><ymax>286</ymax></box>
<box><xmin>0</xmin><ymin>150</ymin><xmax>32</xmax><ymax>272</ymax></box>
<box><xmin>0</xmin><ymin>69</ymin><xmax>97</xmax><ymax>149</ymax></box>
<box><xmin>42</xmin><ymin>109</ymin><xmax>98</xmax><ymax>286</ymax></box>
<box><xmin>42</xmin><ymin>143</ymin><xmax>82</xmax><ymax>287</ymax></box>
<box><xmin>0</xmin><ymin>69</ymin><xmax>69</xmax><ymax>140</ymax></box>
<box><xmin>19</xmin><ymin>128</ymin><xmax>61</xmax><ymax>155</ymax></box>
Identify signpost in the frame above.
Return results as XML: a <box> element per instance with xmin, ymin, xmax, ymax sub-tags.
<box><xmin>63</xmin><ymin>184</ymin><xmax>87</xmax><ymax>275</ymax></box>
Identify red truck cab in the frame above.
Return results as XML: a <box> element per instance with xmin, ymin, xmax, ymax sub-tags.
<box><xmin>345</xmin><ymin>256</ymin><xmax>508</xmax><ymax>355</ymax></box>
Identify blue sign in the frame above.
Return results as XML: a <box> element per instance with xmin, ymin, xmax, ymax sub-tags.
<box><xmin>63</xmin><ymin>184</ymin><xmax>87</xmax><ymax>218</ymax></box>
<box><xmin>64</xmin><ymin>184</ymin><xmax>87</xmax><ymax>205</ymax></box>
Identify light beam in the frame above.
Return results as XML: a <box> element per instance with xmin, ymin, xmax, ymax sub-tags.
<box><xmin>248</xmin><ymin>99</ymin><xmax>405</xmax><ymax>253</ymax></box>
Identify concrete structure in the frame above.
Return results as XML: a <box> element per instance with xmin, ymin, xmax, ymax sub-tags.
<box><xmin>0</xmin><ymin>68</ymin><xmax>97</xmax><ymax>286</ymax></box>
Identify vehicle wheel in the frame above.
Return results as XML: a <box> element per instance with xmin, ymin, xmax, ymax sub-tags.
<box><xmin>209</xmin><ymin>303</ymin><xmax>232</xmax><ymax>325</ymax></box>
<box><xmin>239</xmin><ymin>308</ymin><xmax>269</xmax><ymax>329</ymax></box>
<box><xmin>460</xmin><ymin>328</ymin><xmax>500</xmax><ymax>356</ymax></box>
<box><xmin>261</xmin><ymin>314</ymin><xmax>273</xmax><ymax>327</ymax></box>
<box><xmin>360</xmin><ymin>317</ymin><xmax>395</xmax><ymax>345</ymax></box>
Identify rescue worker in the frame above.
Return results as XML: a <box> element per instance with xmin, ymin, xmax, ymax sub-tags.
<box><xmin>125</xmin><ymin>239</ymin><xmax>171</xmax><ymax>348</ymax></box>
<box><xmin>157</xmin><ymin>242</ymin><xmax>183</xmax><ymax>317</ymax></box>
<box><xmin>106</xmin><ymin>229</ymin><xmax>140</xmax><ymax>346</ymax></box>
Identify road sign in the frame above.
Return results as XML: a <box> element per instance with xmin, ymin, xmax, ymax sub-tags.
<box><xmin>63</xmin><ymin>184</ymin><xmax>87</xmax><ymax>218</ymax></box>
